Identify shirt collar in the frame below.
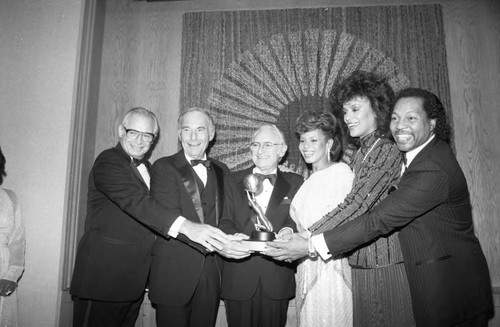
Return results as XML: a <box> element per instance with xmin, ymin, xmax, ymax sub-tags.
<box><xmin>405</xmin><ymin>134</ymin><xmax>435</xmax><ymax>166</ymax></box>
<box><xmin>184</xmin><ymin>152</ymin><xmax>207</xmax><ymax>163</ymax></box>
<box><xmin>253</xmin><ymin>167</ymin><xmax>278</xmax><ymax>175</ymax></box>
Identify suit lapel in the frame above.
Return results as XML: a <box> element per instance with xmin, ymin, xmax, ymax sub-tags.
<box><xmin>129</xmin><ymin>162</ymin><xmax>149</xmax><ymax>187</ymax></box>
<box><xmin>265</xmin><ymin>171</ymin><xmax>290</xmax><ymax>219</ymax></box>
<box><xmin>210</xmin><ymin>161</ymin><xmax>225</xmax><ymax>225</ymax></box>
<box><xmin>404</xmin><ymin>137</ymin><xmax>439</xmax><ymax>174</ymax></box>
<box><xmin>236</xmin><ymin>168</ymin><xmax>253</xmax><ymax>205</ymax></box>
<box><xmin>115</xmin><ymin>143</ymin><xmax>150</xmax><ymax>189</ymax></box>
<box><xmin>174</xmin><ymin>152</ymin><xmax>204</xmax><ymax>223</ymax></box>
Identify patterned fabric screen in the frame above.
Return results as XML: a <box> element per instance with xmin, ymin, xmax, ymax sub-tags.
<box><xmin>180</xmin><ymin>5</ymin><xmax>450</xmax><ymax>173</ymax></box>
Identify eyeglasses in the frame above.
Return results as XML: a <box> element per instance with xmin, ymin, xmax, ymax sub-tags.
<box><xmin>124</xmin><ymin>128</ymin><xmax>155</xmax><ymax>143</ymax></box>
<box><xmin>249</xmin><ymin>142</ymin><xmax>282</xmax><ymax>151</ymax></box>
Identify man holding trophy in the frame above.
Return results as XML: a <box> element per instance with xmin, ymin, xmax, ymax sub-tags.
<box><xmin>218</xmin><ymin>125</ymin><xmax>303</xmax><ymax>327</ymax></box>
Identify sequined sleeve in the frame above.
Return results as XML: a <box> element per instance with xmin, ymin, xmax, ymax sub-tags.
<box><xmin>309</xmin><ymin>139</ymin><xmax>402</xmax><ymax>235</ymax></box>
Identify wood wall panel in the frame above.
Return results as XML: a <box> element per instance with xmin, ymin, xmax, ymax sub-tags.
<box><xmin>443</xmin><ymin>0</ymin><xmax>500</xmax><ymax>286</ymax></box>
<box><xmin>95</xmin><ymin>0</ymin><xmax>182</xmax><ymax>161</ymax></box>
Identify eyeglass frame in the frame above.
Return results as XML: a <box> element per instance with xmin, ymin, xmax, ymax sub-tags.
<box><xmin>249</xmin><ymin>142</ymin><xmax>283</xmax><ymax>151</ymax></box>
<box><xmin>123</xmin><ymin>127</ymin><xmax>156</xmax><ymax>143</ymax></box>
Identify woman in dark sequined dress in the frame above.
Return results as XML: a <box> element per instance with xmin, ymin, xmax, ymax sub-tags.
<box><xmin>309</xmin><ymin>71</ymin><xmax>415</xmax><ymax>327</ymax></box>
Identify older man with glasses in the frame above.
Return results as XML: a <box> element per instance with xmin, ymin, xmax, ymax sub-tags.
<box><xmin>218</xmin><ymin>124</ymin><xmax>303</xmax><ymax>327</ymax></box>
<box><xmin>70</xmin><ymin>107</ymin><xmax>229</xmax><ymax>327</ymax></box>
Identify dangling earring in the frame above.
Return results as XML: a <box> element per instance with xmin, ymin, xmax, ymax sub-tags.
<box><xmin>327</xmin><ymin>148</ymin><xmax>331</xmax><ymax>162</ymax></box>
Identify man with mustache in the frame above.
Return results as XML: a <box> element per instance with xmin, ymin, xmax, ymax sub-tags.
<box><xmin>267</xmin><ymin>88</ymin><xmax>494</xmax><ymax>326</ymax></box>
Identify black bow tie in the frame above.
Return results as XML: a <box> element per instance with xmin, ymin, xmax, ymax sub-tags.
<box><xmin>132</xmin><ymin>158</ymin><xmax>146</xmax><ymax>167</ymax></box>
<box><xmin>191</xmin><ymin>159</ymin><xmax>211</xmax><ymax>168</ymax></box>
<box><xmin>254</xmin><ymin>173</ymin><xmax>277</xmax><ymax>186</ymax></box>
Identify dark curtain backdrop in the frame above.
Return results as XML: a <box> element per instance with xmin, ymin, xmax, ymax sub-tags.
<box><xmin>179</xmin><ymin>5</ymin><xmax>450</xmax><ymax>172</ymax></box>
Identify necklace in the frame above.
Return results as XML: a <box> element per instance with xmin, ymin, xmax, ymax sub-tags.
<box><xmin>352</xmin><ymin>137</ymin><xmax>380</xmax><ymax>176</ymax></box>
<box><xmin>362</xmin><ymin>138</ymin><xmax>380</xmax><ymax>163</ymax></box>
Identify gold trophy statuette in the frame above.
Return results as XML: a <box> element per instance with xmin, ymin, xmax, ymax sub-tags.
<box><xmin>243</xmin><ymin>174</ymin><xmax>275</xmax><ymax>243</ymax></box>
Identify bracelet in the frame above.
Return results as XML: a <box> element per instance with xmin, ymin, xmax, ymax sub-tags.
<box><xmin>308</xmin><ymin>236</ymin><xmax>318</xmax><ymax>258</ymax></box>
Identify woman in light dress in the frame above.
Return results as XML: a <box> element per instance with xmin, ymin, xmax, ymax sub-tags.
<box><xmin>0</xmin><ymin>147</ymin><xmax>25</xmax><ymax>327</ymax></box>
<box><xmin>267</xmin><ymin>71</ymin><xmax>414</xmax><ymax>326</ymax></box>
<box><xmin>290</xmin><ymin>111</ymin><xmax>353</xmax><ymax>326</ymax></box>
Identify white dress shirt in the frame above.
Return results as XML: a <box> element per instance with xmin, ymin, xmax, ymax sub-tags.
<box><xmin>252</xmin><ymin>167</ymin><xmax>277</xmax><ymax>213</ymax></box>
<box><xmin>136</xmin><ymin>163</ymin><xmax>150</xmax><ymax>189</ymax></box>
<box><xmin>168</xmin><ymin>153</ymin><xmax>209</xmax><ymax>238</ymax></box>
<box><xmin>186</xmin><ymin>153</ymin><xmax>208</xmax><ymax>186</ymax></box>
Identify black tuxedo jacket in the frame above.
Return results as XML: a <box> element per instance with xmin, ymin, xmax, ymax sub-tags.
<box><xmin>70</xmin><ymin>144</ymin><xmax>180</xmax><ymax>302</ymax></box>
<box><xmin>322</xmin><ymin>138</ymin><xmax>493</xmax><ymax>326</ymax></box>
<box><xmin>148</xmin><ymin>150</ymin><xmax>229</xmax><ymax>306</ymax></box>
<box><xmin>219</xmin><ymin>167</ymin><xmax>303</xmax><ymax>301</ymax></box>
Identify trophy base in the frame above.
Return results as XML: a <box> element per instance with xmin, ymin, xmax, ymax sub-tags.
<box><xmin>250</xmin><ymin>231</ymin><xmax>275</xmax><ymax>241</ymax></box>
<box><xmin>240</xmin><ymin>240</ymin><xmax>267</xmax><ymax>252</ymax></box>
<box><xmin>240</xmin><ymin>231</ymin><xmax>275</xmax><ymax>252</ymax></box>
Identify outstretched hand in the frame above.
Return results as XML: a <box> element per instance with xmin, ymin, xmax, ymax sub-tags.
<box><xmin>217</xmin><ymin>233</ymin><xmax>252</xmax><ymax>259</ymax></box>
<box><xmin>179</xmin><ymin>220</ymin><xmax>229</xmax><ymax>252</ymax></box>
<box><xmin>263</xmin><ymin>233</ymin><xmax>309</xmax><ymax>262</ymax></box>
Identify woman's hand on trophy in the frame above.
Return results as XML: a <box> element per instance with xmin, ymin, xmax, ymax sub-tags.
<box><xmin>276</xmin><ymin>227</ymin><xmax>294</xmax><ymax>240</ymax></box>
<box><xmin>262</xmin><ymin>233</ymin><xmax>309</xmax><ymax>262</ymax></box>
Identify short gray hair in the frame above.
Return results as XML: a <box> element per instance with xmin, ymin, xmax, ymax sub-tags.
<box><xmin>252</xmin><ymin>124</ymin><xmax>286</xmax><ymax>146</ymax></box>
<box><xmin>177</xmin><ymin>107</ymin><xmax>215</xmax><ymax>131</ymax></box>
<box><xmin>122</xmin><ymin>107</ymin><xmax>159</xmax><ymax>135</ymax></box>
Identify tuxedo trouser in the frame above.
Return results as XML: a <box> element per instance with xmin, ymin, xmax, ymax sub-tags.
<box><xmin>154</xmin><ymin>255</ymin><xmax>221</xmax><ymax>327</ymax></box>
<box><xmin>72</xmin><ymin>294</ymin><xmax>144</xmax><ymax>327</ymax></box>
<box><xmin>224</xmin><ymin>280</ymin><xmax>290</xmax><ymax>327</ymax></box>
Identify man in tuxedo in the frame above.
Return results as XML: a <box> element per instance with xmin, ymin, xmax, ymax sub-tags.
<box><xmin>149</xmin><ymin>107</ymin><xmax>238</xmax><ymax>327</ymax></box>
<box><xmin>70</xmin><ymin>107</ymin><xmax>228</xmax><ymax>327</ymax></box>
<box><xmin>267</xmin><ymin>89</ymin><xmax>494</xmax><ymax>326</ymax></box>
<box><xmin>218</xmin><ymin>125</ymin><xmax>303</xmax><ymax>327</ymax></box>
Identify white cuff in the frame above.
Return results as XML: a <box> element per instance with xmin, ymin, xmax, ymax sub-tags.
<box><xmin>168</xmin><ymin>216</ymin><xmax>186</xmax><ymax>238</ymax></box>
<box><xmin>311</xmin><ymin>234</ymin><xmax>332</xmax><ymax>260</ymax></box>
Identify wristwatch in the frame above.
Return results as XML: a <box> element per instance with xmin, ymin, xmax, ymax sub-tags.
<box><xmin>308</xmin><ymin>236</ymin><xmax>318</xmax><ymax>258</ymax></box>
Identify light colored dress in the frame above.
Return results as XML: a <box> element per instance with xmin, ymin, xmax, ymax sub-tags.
<box><xmin>0</xmin><ymin>188</ymin><xmax>25</xmax><ymax>327</ymax></box>
<box><xmin>290</xmin><ymin>163</ymin><xmax>354</xmax><ymax>327</ymax></box>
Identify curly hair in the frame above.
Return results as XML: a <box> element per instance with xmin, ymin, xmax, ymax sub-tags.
<box><xmin>329</xmin><ymin>70</ymin><xmax>395</xmax><ymax>146</ymax></box>
<box><xmin>295</xmin><ymin>110</ymin><xmax>344</xmax><ymax>162</ymax></box>
<box><xmin>0</xmin><ymin>147</ymin><xmax>6</xmax><ymax>186</ymax></box>
<box><xmin>394</xmin><ymin>88</ymin><xmax>450</xmax><ymax>142</ymax></box>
